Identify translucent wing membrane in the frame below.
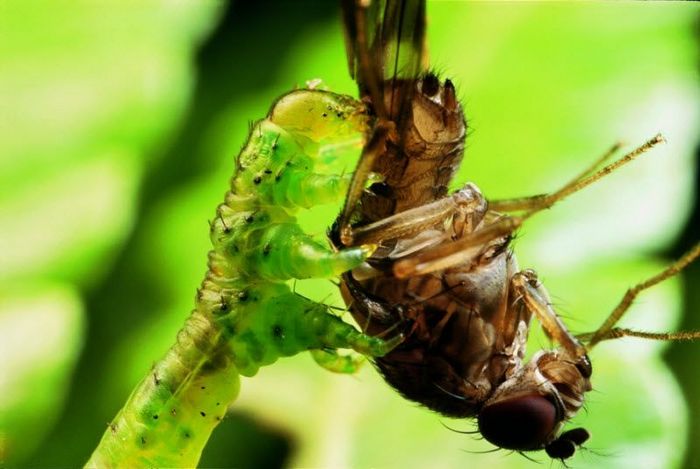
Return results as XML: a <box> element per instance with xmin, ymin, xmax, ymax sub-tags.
<box><xmin>338</xmin><ymin>0</ymin><xmax>430</xmax><ymax>237</ymax></box>
<box><xmin>341</xmin><ymin>0</ymin><xmax>427</xmax><ymax>122</ymax></box>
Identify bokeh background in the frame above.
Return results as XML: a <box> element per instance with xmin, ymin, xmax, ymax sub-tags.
<box><xmin>1</xmin><ymin>1</ymin><xmax>699</xmax><ymax>468</ymax></box>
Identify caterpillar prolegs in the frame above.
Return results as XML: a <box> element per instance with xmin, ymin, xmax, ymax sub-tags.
<box><xmin>86</xmin><ymin>89</ymin><xmax>398</xmax><ymax>468</ymax></box>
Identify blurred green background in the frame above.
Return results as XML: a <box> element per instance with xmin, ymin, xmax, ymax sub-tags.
<box><xmin>1</xmin><ymin>1</ymin><xmax>699</xmax><ymax>468</ymax></box>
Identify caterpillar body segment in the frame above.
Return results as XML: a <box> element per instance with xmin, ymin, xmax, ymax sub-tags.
<box><xmin>87</xmin><ymin>89</ymin><xmax>394</xmax><ymax>468</ymax></box>
<box><xmin>87</xmin><ymin>311</ymin><xmax>240</xmax><ymax>468</ymax></box>
<box><xmin>311</xmin><ymin>348</ymin><xmax>367</xmax><ymax>374</ymax></box>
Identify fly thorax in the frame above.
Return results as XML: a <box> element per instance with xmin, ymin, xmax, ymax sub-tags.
<box><xmin>383</xmin><ymin>228</ymin><xmax>449</xmax><ymax>260</ymax></box>
<box><xmin>534</xmin><ymin>350</ymin><xmax>592</xmax><ymax>420</ymax></box>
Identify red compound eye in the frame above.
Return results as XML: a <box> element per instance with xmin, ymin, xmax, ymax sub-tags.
<box><xmin>478</xmin><ymin>394</ymin><xmax>558</xmax><ymax>451</ymax></box>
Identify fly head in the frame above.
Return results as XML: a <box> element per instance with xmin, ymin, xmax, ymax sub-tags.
<box><xmin>476</xmin><ymin>350</ymin><xmax>593</xmax><ymax>459</ymax></box>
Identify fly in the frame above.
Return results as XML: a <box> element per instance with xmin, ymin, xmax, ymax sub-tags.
<box><xmin>331</xmin><ymin>0</ymin><xmax>700</xmax><ymax>461</ymax></box>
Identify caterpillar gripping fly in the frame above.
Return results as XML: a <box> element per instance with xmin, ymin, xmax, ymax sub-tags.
<box><xmin>87</xmin><ymin>90</ymin><xmax>403</xmax><ymax>467</ymax></box>
<box><xmin>332</xmin><ymin>0</ymin><xmax>700</xmax><ymax>463</ymax></box>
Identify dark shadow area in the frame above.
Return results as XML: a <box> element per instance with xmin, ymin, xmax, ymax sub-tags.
<box><xmin>665</xmin><ymin>13</ymin><xmax>700</xmax><ymax>469</ymax></box>
<box><xmin>29</xmin><ymin>1</ymin><xmax>336</xmax><ymax>466</ymax></box>
<box><xmin>198</xmin><ymin>411</ymin><xmax>292</xmax><ymax>469</ymax></box>
<box><xmin>665</xmin><ymin>145</ymin><xmax>700</xmax><ymax>469</ymax></box>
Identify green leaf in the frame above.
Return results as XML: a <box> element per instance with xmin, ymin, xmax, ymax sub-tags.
<box><xmin>0</xmin><ymin>284</ymin><xmax>84</xmax><ymax>465</ymax></box>
<box><xmin>0</xmin><ymin>1</ymin><xmax>224</xmax><ymax>286</ymax></box>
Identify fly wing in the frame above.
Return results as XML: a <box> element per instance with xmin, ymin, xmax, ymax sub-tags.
<box><xmin>338</xmin><ymin>0</ymin><xmax>428</xmax><ymax>240</ymax></box>
<box><xmin>341</xmin><ymin>0</ymin><xmax>427</xmax><ymax>124</ymax></box>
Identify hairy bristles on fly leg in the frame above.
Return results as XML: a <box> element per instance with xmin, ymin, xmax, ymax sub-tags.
<box><xmin>585</xmin><ymin>241</ymin><xmax>700</xmax><ymax>348</ymax></box>
<box><xmin>488</xmin><ymin>134</ymin><xmax>666</xmax><ymax>213</ymax></box>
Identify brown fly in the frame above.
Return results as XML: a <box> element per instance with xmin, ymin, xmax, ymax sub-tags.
<box><xmin>330</xmin><ymin>0</ymin><xmax>700</xmax><ymax>461</ymax></box>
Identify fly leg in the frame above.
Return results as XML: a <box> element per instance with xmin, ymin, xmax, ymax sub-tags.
<box><xmin>343</xmin><ymin>182</ymin><xmax>487</xmax><ymax>246</ymax></box>
<box><xmin>337</xmin><ymin>0</ymin><xmax>392</xmax><ymax>245</ymax></box>
<box><xmin>510</xmin><ymin>269</ymin><xmax>588</xmax><ymax>361</ymax></box>
<box><xmin>390</xmin><ymin>135</ymin><xmax>666</xmax><ymax>279</ymax></box>
<box><xmin>578</xmin><ymin>242</ymin><xmax>700</xmax><ymax>347</ymax></box>
<box><xmin>489</xmin><ymin>134</ymin><xmax>664</xmax><ymax>213</ymax></box>
<box><xmin>337</xmin><ymin>0</ymin><xmax>427</xmax><ymax>247</ymax></box>
<box><xmin>393</xmin><ymin>213</ymin><xmax>522</xmax><ymax>278</ymax></box>
<box><xmin>340</xmin><ymin>270</ymin><xmax>407</xmax><ymax>336</ymax></box>
<box><xmin>338</xmin><ymin>120</ymin><xmax>394</xmax><ymax>245</ymax></box>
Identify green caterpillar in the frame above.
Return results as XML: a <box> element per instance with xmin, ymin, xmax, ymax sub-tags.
<box><xmin>86</xmin><ymin>89</ymin><xmax>398</xmax><ymax>468</ymax></box>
